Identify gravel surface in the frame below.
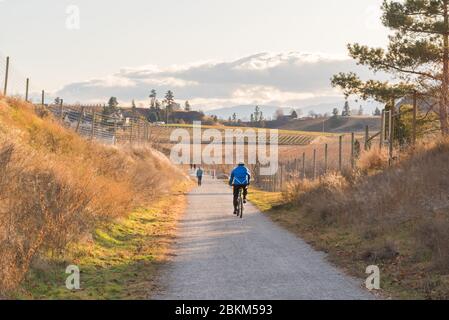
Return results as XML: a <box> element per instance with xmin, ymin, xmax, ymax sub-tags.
<box><xmin>156</xmin><ymin>176</ymin><xmax>373</xmax><ymax>300</ymax></box>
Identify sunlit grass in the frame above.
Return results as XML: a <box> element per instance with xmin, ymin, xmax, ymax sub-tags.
<box><xmin>17</xmin><ymin>181</ymin><xmax>192</xmax><ymax>300</ymax></box>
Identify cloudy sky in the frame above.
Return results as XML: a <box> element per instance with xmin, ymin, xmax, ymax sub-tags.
<box><xmin>0</xmin><ymin>0</ymin><xmax>388</xmax><ymax>110</ymax></box>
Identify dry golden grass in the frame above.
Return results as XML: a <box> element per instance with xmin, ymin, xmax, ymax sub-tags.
<box><xmin>0</xmin><ymin>96</ymin><xmax>188</xmax><ymax>296</ymax></box>
<box><xmin>263</xmin><ymin>139</ymin><xmax>449</xmax><ymax>299</ymax></box>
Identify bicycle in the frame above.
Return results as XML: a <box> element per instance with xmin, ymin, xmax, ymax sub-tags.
<box><xmin>236</xmin><ymin>187</ymin><xmax>244</xmax><ymax>219</ymax></box>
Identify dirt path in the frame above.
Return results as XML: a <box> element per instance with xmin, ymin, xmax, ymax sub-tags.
<box><xmin>156</xmin><ymin>176</ymin><xmax>373</xmax><ymax>300</ymax></box>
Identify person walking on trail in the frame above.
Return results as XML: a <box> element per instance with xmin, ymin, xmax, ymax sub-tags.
<box><xmin>229</xmin><ymin>162</ymin><xmax>251</xmax><ymax>215</ymax></box>
<box><xmin>196</xmin><ymin>167</ymin><xmax>204</xmax><ymax>186</ymax></box>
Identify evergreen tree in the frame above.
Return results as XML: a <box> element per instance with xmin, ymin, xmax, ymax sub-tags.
<box><xmin>332</xmin><ymin>108</ymin><xmax>339</xmax><ymax>118</ymax></box>
<box><xmin>291</xmin><ymin>110</ymin><xmax>298</xmax><ymax>119</ymax></box>
<box><xmin>374</xmin><ymin>107</ymin><xmax>382</xmax><ymax>116</ymax></box>
<box><xmin>149</xmin><ymin>89</ymin><xmax>157</xmax><ymax>108</ymax></box>
<box><xmin>165</xmin><ymin>90</ymin><xmax>175</xmax><ymax>108</ymax></box>
<box><xmin>185</xmin><ymin>100</ymin><xmax>191</xmax><ymax>111</ymax></box>
<box><xmin>342</xmin><ymin>101</ymin><xmax>351</xmax><ymax>117</ymax></box>
<box><xmin>103</xmin><ymin>97</ymin><xmax>119</xmax><ymax>116</ymax></box>
<box><xmin>332</xmin><ymin>0</ymin><xmax>449</xmax><ymax>134</ymax></box>
<box><xmin>164</xmin><ymin>91</ymin><xmax>175</xmax><ymax>123</ymax></box>
<box><xmin>254</xmin><ymin>105</ymin><xmax>261</xmax><ymax>122</ymax></box>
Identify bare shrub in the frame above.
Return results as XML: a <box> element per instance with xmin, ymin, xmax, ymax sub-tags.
<box><xmin>416</xmin><ymin>217</ymin><xmax>449</xmax><ymax>272</ymax></box>
<box><xmin>357</xmin><ymin>147</ymin><xmax>389</xmax><ymax>173</ymax></box>
<box><xmin>0</xmin><ymin>97</ymin><xmax>187</xmax><ymax>295</ymax></box>
<box><xmin>284</xmin><ymin>137</ymin><xmax>449</xmax><ymax>276</ymax></box>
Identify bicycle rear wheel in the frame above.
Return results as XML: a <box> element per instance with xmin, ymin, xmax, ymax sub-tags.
<box><xmin>239</xmin><ymin>191</ymin><xmax>243</xmax><ymax>219</ymax></box>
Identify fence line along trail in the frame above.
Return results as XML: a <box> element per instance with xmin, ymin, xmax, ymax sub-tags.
<box><xmin>156</xmin><ymin>175</ymin><xmax>373</xmax><ymax>300</ymax></box>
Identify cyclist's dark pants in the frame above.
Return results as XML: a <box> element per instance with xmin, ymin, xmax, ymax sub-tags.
<box><xmin>233</xmin><ymin>185</ymin><xmax>248</xmax><ymax>209</ymax></box>
<box><xmin>197</xmin><ymin>176</ymin><xmax>203</xmax><ymax>186</ymax></box>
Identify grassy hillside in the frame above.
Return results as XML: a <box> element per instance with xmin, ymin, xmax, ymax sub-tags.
<box><xmin>153</xmin><ymin>123</ymin><xmax>334</xmax><ymax>147</ymax></box>
<box><xmin>267</xmin><ymin>116</ymin><xmax>381</xmax><ymax>133</ymax></box>
<box><xmin>251</xmin><ymin>141</ymin><xmax>449</xmax><ymax>299</ymax></box>
<box><xmin>0</xmin><ymin>96</ymin><xmax>190</xmax><ymax>298</ymax></box>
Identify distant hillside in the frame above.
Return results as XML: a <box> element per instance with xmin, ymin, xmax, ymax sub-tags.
<box><xmin>266</xmin><ymin>116</ymin><xmax>381</xmax><ymax>133</ymax></box>
<box><xmin>205</xmin><ymin>101</ymin><xmax>383</xmax><ymax>121</ymax></box>
<box><xmin>205</xmin><ymin>105</ymin><xmax>282</xmax><ymax>121</ymax></box>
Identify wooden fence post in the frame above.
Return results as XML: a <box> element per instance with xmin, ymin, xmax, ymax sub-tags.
<box><xmin>412</xmin><ymin>91</ymin><xmax>417</xmax><ymax>149</ymax></box>
<box><xmin>380</xmin><ymin>109</ymin><xmax>385</xmax><ymax>150</ymax></box>
<box><xmin>339</xmin><ymin>135</ymin><xmax>343</xmax><ymax>172</ymax></box>
<box><xmin>130</xmin><ymin>120</ymin><xmax>133</xmax><ymax>145</ymax></box>
<box><xmin>90</xmin><ymin>107</ymin><xmax>95</xmax><ymax>140</ymax></box>
<box><xmin>302</xmin><ymin>152</ymin><xmax>306</xmax><ymax>180</ymax></box>
<box><xmin>364</xmin><ymin>126</ymin><xmax>369</xmax><ymax>151</ymax></box>
<box><xmin>25</xmin><ymin>78</ymin><xmax>29</xmax><ymax>102</ymax></box>
<box><xmin>389</xmin><ymin>99</ymin><xmax>395</xmax><ymax>165</ymax></box>
<box><xmin>279</xmin><ymin>164</ymin><xmax>283</xmax><ymax>191</ymax></box>
<box><xmin>313</xmin><ymin>149</ymin><xmax>316</xmax><ymax>180</ymax></box>
<box><xmin>59</xmin><ymin>99</ymin><xmax>64</xmax><ymax>121</ymax></box>
<box><xmin>351</xmin><ymin>132</ymin><xmax>355</xmax><ymax>169</ymax></box>
<box><xmin>324</xmin><ymin>144</ymin><xmax>328</xmax><ymax>174</ymax></box>
<box><xmin>137</xmin><ymin>121</ymin><xmax>141</xmax><ymax>145</ymax></box>
<box><xmin>3</xmin><ymin>56</ymin><xmax>9</xmax><ymax>96</ymax></box>
<box><xmin>75</xmin><ymin>106</ymin><xmax>84</xmax><ymax>133</ymax></box>
<box><xmin>41</xmin><ymin>90</ymin><xmax>45</xmax><ymax>106</ymax></box>
<box><xmin>113</xmin><ymin>118</ymin><xmax>117</xmax><ymax>145</ymax></box>
<box><xmin>90</xmin><ymin>108</ymin><xmax>95</xmax><ymax>140</ymax></box>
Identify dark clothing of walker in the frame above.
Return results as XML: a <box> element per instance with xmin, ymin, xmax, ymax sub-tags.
<box><xmin>196</xmin><ymin>168</ymin><xmax>203</xmax><ymax>186</ymax></box>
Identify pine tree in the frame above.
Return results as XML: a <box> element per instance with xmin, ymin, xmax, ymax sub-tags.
<box><xmin>165</xmin><ymin>90</ymin><xmax>175</xmax><ymax>108</ymax></box>
<box><xmin>185</xmin><ymin>100</ymin><xmax>191</xmax><ymax>111</ymax></box>
<box><xmin>291</xmin><ymin>110</ymin><xmax>298</xmax><ymax>119</ymax></box>
<box><xmin>149</xmin><ymin>90</ymin><xmax>157</xmax><ymax>109</ymax></box>
<box><xmin>332</xmin><ymin>108</ymin><xmax>339</xmax><ymax>118</ymax></box>
<box><xmin>374</xmin><ymin>107</ymin><xmax>382</xmax><ymax>116</ymax></box>
<box><xmin>332</xmin><ymin>0</ymin><xmax>449</xmax><ymax>134</ymax></box>
<box><xmin>164</xmin><ymin>91</ymin><xmax>175</xmax><ymax>124</ymax></box>
<box><xmin>342</xmin><ymin>101</ymin><xmax>351</xmax><ymax>117</ymax></box>
<box><xmin>254</xmin><ymin>106</ymin><xmax>261</xmax><ymax>122</ymax></box>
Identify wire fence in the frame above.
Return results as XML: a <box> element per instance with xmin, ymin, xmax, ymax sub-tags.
<box><xmin>247</xmin><ymin>131</ymin><xmax>382</xmax><ymax>192</ymax></box>
<box><xmin>0</xmin><ymin>54</ymin><xmax>46</xmax><ymax>104</ymax></box>
<box><xmin>44</xmin><ymin>104</ymin><xmax>155</xmax><ymax>146</ymax></box>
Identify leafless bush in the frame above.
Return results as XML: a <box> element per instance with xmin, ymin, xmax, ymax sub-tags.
<box><xmin>0</xmin><ymin>97</ymin><xmax>187</xmax><ymax>295</ymax></box>
<box><xmin>284</xmin><ymin>138</ymin><xmax>449</xmax><ymax>271</ymax></box>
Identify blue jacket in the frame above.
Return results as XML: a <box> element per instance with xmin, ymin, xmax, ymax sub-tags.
<box><xmin>229</xmin><ymin>166</ymin><xmax>251</xmax><ymax>186</ymax></box>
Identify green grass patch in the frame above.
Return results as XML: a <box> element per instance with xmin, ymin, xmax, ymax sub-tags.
<box><xmin>248</xmin><ymin>188</ymin><xmax>284</xmax><ymax>212</ymax></box>
<box><xmin>16</xmin><ymin>183</ymin><xmax>191</xmax><ymax>300</ymax></box>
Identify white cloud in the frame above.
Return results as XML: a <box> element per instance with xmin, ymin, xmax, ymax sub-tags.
<box><xmin>56</xmin><ymin>51</ymin><xmax>382</xmax><ymax>110</ymax></box>
<box><xmin>140</xmin><ymin>77</ymin><xmax>199</xmax><ymax>88</ymax></box>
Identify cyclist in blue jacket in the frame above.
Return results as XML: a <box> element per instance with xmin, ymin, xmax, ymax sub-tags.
<box><xmin>229</xmin><ymin>162</ymin><xmax>251</xmax><ymax>215</ymax></box>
